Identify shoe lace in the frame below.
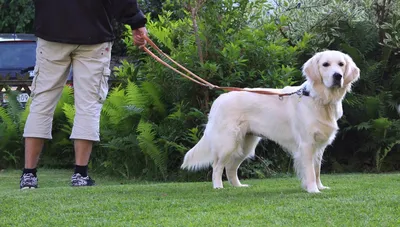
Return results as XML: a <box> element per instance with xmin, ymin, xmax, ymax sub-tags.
<box><xmin>21</xmin><ymin>173</ymin><xmax>36</xmax><ymax>184</ymax></box>
<box><xmin>83</xmin><ymin>176</ymin><xmax>95</xmax><ymax>183</ymax></box>
<box><xmin>72</xmin><ymin>174</ymin><xmax>94</xmax><ymax>183</ymax></box>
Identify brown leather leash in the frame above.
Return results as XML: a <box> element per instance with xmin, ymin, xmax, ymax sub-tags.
<box><xmin>139</xmin><ymin>34</ymin><xmax>295</xmax><ymax>97</ymax></box>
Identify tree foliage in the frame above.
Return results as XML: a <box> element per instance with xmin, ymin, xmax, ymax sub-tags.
<box><xmin>0</xmin><ymin>0</ymin><xmax>34</xmax><ymax>33</ymax></box>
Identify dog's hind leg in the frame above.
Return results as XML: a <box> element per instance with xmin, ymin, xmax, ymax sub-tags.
<box><xmin>211</xmin><ymin>134</ymin><xmax>244</xmax><ymax>189</ymax></box>
<box><xmin>212</xmin><ymin>155</ymin><xmax>227</xmax><ymax>189</ymax></box>
<box><xmin>225</xmin><ymin>155</ymin><xmax>248</xmax><ymax>187</ymax></box>
<box><xmin>314</xmin><ymin>149</ymin><xmax>330</xmax><ymax>190</ymax></box>
<box><xmin>226</xmin><ymin>135</ymin><xmax>261</xmax><ymax>187</ymax></box>
<box><xmin>211</xmin><ymin>143</ymin><xmax>233</xmax><ymax>189</ymax></box>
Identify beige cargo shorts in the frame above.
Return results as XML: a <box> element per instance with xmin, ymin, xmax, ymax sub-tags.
<box><xmin>23</xmin><ymin>38</ymin><xmax>113</xmax><ymax>141</ymax></box>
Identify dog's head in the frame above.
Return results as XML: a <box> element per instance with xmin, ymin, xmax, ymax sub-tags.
<box><xmin>302</xmin><ymin>50</ymin><xmax>360</xmax><ymax>89</ymax></box>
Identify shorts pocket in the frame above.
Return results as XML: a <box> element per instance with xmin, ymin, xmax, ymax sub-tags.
<box><xmin>97</xmin><ymin>67</ymin><xmax>110</xmax><ymax>103</ymax></box>
<box><xmin>30</xmin><ymin>65</ymin><xmax>40</xmax><ymax>98</ymax></box>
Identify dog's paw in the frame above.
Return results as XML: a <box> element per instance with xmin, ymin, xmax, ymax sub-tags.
<box><xmin>235</xmin><ymin>184</ymin><xmax>249</xmax><ymax>187</ymax></box>
<box><xmin>318</xmin><ymin>185</ymin><xmax>330</xmax><ymax>190</ymax></box>
<box><xmin>306</xmin><ymin>185</ymin><xmax>321</xmax><ymax>193</ymax></box>
<box><xmin>307</xmin><ymin>188</ymin><xmax>321</xmax><ymax>193</ymax></box>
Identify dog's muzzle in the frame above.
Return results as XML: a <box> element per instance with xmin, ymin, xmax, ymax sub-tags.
<box><xmin>332</xmin><ymin>72</ymin><xmax>342</xmax><ymax>87</ymax></box>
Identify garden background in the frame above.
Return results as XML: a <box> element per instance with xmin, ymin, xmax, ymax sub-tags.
<box><xmin>0</xmin><ymin>0</ymin><xmax>399</xmax><ymax>182</ymax></box>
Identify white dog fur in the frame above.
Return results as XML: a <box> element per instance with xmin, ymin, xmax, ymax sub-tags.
<box><xmin>181</xmin><ymin>50</ymin><xmax>360</xmax><ymax>193</ymax></box>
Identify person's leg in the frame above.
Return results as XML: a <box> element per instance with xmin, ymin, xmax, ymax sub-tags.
<box><xmin>20</xmin><ymin>138</ymin><xmax>44</xmax><ymax>188</ymax></box>
<box><xmin>73</xmin><ymin>139</ymin><xmax>93</xmax><ymax>178</ymax></box>
<box><xmin>70</xmin><ymin>41</ymin><xmax>113</xmax><ymax>186</ymax></box>
<box><xmin>24</xmin><ymin>138</ymin><xmax>45</xmax><ymax>169</ymax></box>
<box><xmin>21</xmin><ymin>38</ymin><xmax>73</xmax><ymax>189</ymax></box>
<box><xmin>75</xmin><ymin>140</ymin><xmax>93</xmax><ymax>166</ymax></box>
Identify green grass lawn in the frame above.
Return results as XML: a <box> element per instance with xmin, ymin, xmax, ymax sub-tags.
<box><xmin>0</xmin><ymin>170</ymin><xmax>399</xmax><ymax>227</ymax></box>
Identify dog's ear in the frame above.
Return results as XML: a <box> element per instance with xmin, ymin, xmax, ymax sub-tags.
<box><xmin>344</xmin><ymin>54</ymin><xmax>360</xmax><ymax>86</ymax></box>
<box><xmin>302</xmin><ymin>52</ymin><xmax>322</xmax><ymax>84</ymax></box>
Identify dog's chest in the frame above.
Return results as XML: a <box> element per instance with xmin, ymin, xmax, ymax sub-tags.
<box><xmin>312</xmin><ymin>119</ymin><xmax>339</xmax><ymax>145</ymax></box>
<box><xmin>310</xmin><ymin>103</ymin><xmax>341</xmax><ymax>143</ymax></box>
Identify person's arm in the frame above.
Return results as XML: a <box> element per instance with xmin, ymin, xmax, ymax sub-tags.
<box><xmin>112</xmin><ymin>0</ymin><xmax>147</xmax><ymax>30</ymax></box>
<box><xmin>112</xmin><ymin>0</ymin><xmax>148</xmax><ymax>46</ymax></box>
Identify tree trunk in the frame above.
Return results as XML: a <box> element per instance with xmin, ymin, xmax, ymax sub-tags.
<box><xmin>189</xmin><ymin>1</ymin><xmax>209</xmax><ymax>111</ymax></box>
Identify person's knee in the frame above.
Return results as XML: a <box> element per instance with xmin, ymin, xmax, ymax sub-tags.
<box><xmin>23</xmin><ymin>112</ymin><xmax>54</xmax><ymax>139</ymax></box>
<box><xmin>70</xmin><ymin>114</ymin><xmax>101</xmax><ymax>141</ymax></box>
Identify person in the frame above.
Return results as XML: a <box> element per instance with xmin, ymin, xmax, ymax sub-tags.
<box><xmin>20</xmin><ymin>0</ymin><xmax>147</xmax><ymax>189</ymax></box>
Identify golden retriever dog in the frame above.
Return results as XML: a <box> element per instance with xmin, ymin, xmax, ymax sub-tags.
<box><xmin>181</xmin><ymin>50</ymin><xmax>360</xmax><ymax>193</ymax></box>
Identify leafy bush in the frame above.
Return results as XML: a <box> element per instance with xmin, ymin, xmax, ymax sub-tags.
<box><xmin>0</xmin><ymin>0</ymin><xmax>34</xmax><ymax>33</ymax></box>
<box><xmin>95</xmin><ymin>0</ymin><xmax>311</xmax><ymax>180</ymax></box>
<box><xmin>0</xmin><ymin>87</ymin><xmax>75</xmax><ymax>169</ymax></box>
<box><xmin>0</xmin><ymin>91</ymin><xmax>28</xmax><ymax>169</ymax></box>
<box><xmin>272</xmin><ymin>0</ymin><xmax>400</xmax><ymax>173</ymax></box>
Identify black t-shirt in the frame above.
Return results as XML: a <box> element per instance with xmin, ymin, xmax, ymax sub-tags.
<box><xmin>33</xmin><ymin>0</ymin><xmax>147</xmax><ymax>44</ymax></box>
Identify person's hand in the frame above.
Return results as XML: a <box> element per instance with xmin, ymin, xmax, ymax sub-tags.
<box><xmin>132</xmin><ymin>27</ymin><xmax>147</xmax><ymax>46</ymax></box>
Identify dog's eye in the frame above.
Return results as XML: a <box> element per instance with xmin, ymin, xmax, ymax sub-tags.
<box><xmin>338</xmin><ymin>62</ymin><xmax>344</xmax><ymax>67</ymax></box>
<box><xmin>322</xmin><ymin>62</ymin><xmax>330</xmax><ymax>67</ymax></box>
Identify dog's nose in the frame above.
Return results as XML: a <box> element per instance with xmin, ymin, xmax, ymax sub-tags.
<box><xmin>333</xmin><ymin>73</ymin><xmax>342</xmax><ymax>81</ymax></box>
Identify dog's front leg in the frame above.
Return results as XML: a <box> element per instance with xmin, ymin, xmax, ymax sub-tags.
<box><xmin>295</xmin><ymin>146</ymin><xmax>320</xmax><ymax>193</ymax></box>
<box><xmin>314</xmin><ymin>150</ymin><xmax>330</xmax><ymax>190</ymax></box>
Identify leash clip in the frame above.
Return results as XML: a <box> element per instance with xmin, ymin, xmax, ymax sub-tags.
<box><xmin>296</xmin><ymin>88</ymin><xmax>303</xmax><ymax>98</ymax></box>
<box><xmin>207</xmin><ymin>84</ymin><xmax>217</xmax><ymax>90</ymax></box>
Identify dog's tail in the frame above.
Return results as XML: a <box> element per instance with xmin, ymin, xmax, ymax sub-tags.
<box><xmin>181</xmin><ymin>136</ymin><xmax>212</xmax><ymax>171</ymax></box>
